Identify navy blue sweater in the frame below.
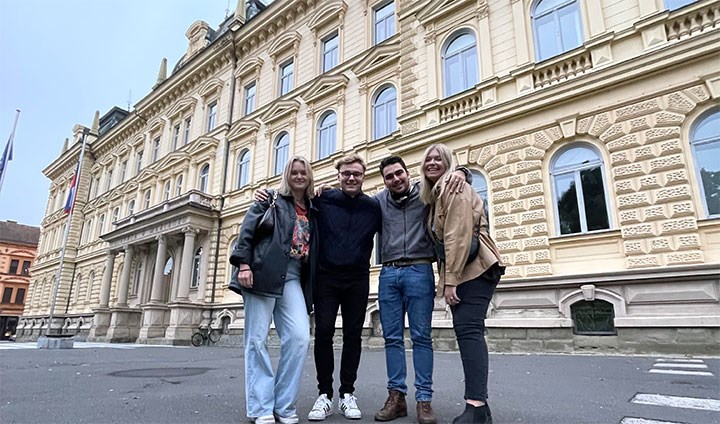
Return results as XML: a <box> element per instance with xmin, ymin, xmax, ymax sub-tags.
<box><xmin>314</xmin><ymin>188</ymin><xmax>381</xmax><ymax>277</ymax></box>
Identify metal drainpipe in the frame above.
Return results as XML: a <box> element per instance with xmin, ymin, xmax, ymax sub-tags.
<box><xmin>210</xmin><ymin>32</ymin><xmax>238</xmax><ymax>306</ymax></box>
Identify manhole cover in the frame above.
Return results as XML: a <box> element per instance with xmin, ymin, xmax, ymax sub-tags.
<box><xmin>108</xmin><ymin>367</ymin><xmax>212</xmax><ymax>378</ymax></box>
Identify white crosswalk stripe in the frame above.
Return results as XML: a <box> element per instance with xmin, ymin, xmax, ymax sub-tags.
<box><xmin>0</xmin><ymin>342</ymin><xmax>185</xmax><ymax>350</ymax></box>
<box><xmin>620</xmin><ymin>418</ymin><xmax>683</xmax><ymax>424</ymax></box>
<box><xmin>631</xmin><ymin>393</ymin><xmax>720</xmax><ymax>412</ymax></box>
<box><xmin>648</xmin><ymin>358</ymin><xmax>715</xmax><ymax>377</ymax></box>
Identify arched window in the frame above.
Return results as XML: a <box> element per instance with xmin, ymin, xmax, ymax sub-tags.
<box><xmin>236</xmin><ymin>150</ymin><xmax>251</xmax><ymax>189</ymax></box>
<box><xmin>85</xmin><ymin>271</ymin><xmax>95</xmax><ymax>302</ymax></box>
<box><xmin>143</xmin><ymin>189</ymin><xmax>152</xmax><ymax>209</ymax></box>
<box><xmin>97</xmin><ymin>214</ymin><xmax>105</xmax><ymax>237</ymax></box>
<box><xmin>690</xmin><ymin>108</ymin><xmax>720</xmax><ymax>217</ymax></box>
<box><xmin>532</xmin><ymin>0</ymin><xmax>584</xmax><ymax>62</ymax></box>
<box><xmin>74</xmin><ymin>274</ymin><xmax>83</xmax><ymax>303</ymax></box>
<box><xmin>112</xmin><ymin>207</ymin><xmax>119</xmax><ymax>225</ymax></box>
<box><xmin>131</xmin><ymin>260</ymin><xmax>142</xmax><ymax>296</ymax></box>
<box><xmin>571</xmin><ymin>300</ymin><xmax>616</xmax><ymax>335</ymax></box>
<box><xmin>665</xmin><ymin>0</ymin><xmax>697</xmax><ymax>10</ymax></box>
<box><xmin>372</xmin><ymin>86</ymin><xmax>397</xmax><ymax>140</ymax></box>
<box><xmin>442</xmin><ymin>31</ymin><xmax>479</xmax><ymax>97</ymax></box>
<box><xmin>191</xmin><ymin>247</ymin><xmax>203</xmax><ymax>289</ymax></box>
<box><xmin>198</xmin><ymin>164</ymin><xmax>210</xmax><ymax>192</ymax></box>
<box><xmin>317</xmin><ymin>111</ymin><xmax>337</xmax><ymax>160</ymax></box>
<box><xmin>127</xmin><ymin>200</ymin><xmax>135</xmax><ymax>217</ymax></box>
<box><xmin>550</xmin><ymin>144</ymin><xmax>610</xmax><ymax>235</ymax></box>
<box><xmin>470</xmin><ymin>170</ymin><xmax>490</xmax><ymax>223</ymax></box>
<box><xmin>163</xmin><ymin>180</ymin><xmax>171</xmax><ymax>201</ymax></box>
<box><xmin>274</xmin><ymin>132</ymin><xmax>290</xmax><ymax>175</ymax></box>
<box><xmin>176</xmin><ymin>174</ymin><xmax>184</xmax><ymax>196</ymax></box>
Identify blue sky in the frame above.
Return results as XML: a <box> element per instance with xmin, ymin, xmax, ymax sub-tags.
<box><xmin>0</xmin><ymin>1</ymin><xmax>233</xmax><ymax>226</ymax></box>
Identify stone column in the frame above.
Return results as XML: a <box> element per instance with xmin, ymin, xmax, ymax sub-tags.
<box><xmin>511</xmin><ymin>0</ymin><xmax>531</xmax><ymax>65</ymax></box>
<box><xmin>176</xmin><ymin>227</ymin><xmax>198</xmax><ymax>301</ymax></box>
<box><xmin>117</xmin><ymin>245</ymin><xmax>134</xmax><ymax>307</ymax></box>
<box><xmin>99</xmin><ymin>251</ymin><xmax>116</xmax><ymax>308</ymax></box>
<box><xmin>477</xmin><ymin>6</ymin><xmax>493</xmax><ymax>81</ymax></box>
<box><xmin>150</xmin><ymin>235</ymin><xmax>168</xmax><ymax>303</ymax></box>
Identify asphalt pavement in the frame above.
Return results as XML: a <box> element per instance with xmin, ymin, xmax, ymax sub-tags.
<box><xmin>0</xmin><ymin>342</ymin><xmax>718</xmax><ymax>424</ymax></box>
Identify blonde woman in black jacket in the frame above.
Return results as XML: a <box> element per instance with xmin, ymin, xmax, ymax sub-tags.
<box><xmin>229</xmin><ymin>156</ymin><xmax>319</xmax><ymax>424</ymax></box>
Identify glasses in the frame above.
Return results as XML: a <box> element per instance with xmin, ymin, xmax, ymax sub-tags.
<box><xmin>340</xmin><ymin>171</ymin><xmax>364</xmax><ymax>179</ymax></box>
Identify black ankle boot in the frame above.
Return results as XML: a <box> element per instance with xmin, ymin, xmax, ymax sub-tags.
<box><xmin>452</xmin><ymin>403</ymin><xmax>490</xmax><ymax>424</ymax></box>
<box><xmin>485</xmin><ymin>402</ymin><xmax>493</xmax><ymax>424</ymax></box>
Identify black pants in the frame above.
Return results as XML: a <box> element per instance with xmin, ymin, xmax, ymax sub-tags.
<box><xmin>451</xmin><ymin>265</ymin><xmax>500</xmax><ymax>401</ymax></box>
<box><xmin>313</xmin><ymin>274</ymin><xmax>370</xmax><ymax>398</ymax></box>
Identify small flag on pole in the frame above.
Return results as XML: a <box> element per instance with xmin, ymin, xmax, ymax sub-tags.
<box><xmin>64</xmin><ymin>162</ymin><xmax>80</xmax><ymax>213</ymax></box>
<box><xmin>0</xmin><ymin>110</ymin><xmax>19</xmax><ymax>195</ymax></box>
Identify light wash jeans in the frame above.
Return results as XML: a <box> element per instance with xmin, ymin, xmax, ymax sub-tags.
<box><xmin>378</xmin><ymin>263</ymin><xmax>435</xmax><ymax>401</ymax></box>
<box><xmin>243</xmin><ymin>279</ymin><xmax>310</xmax><ymax>419</ymax></box>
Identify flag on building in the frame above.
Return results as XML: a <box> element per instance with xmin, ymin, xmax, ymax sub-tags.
<box><xmin>64</xmin><ymin>162</ymin><xmax>80</xmax><ymax>213</ymax></box>
<box><xmin>0</xmin><ymin>128</ymin><xmax>15</xmax><ymax>194</ymax></box>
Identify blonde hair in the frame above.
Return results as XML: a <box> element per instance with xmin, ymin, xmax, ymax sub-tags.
<box><xmin>278</xmin><ymin>156</ymin><xmax>315</xmax><ymax>198</ymax></box>
<box><xmin>335</xmin><ymin>153</ymin><xmax>366</xmax><ymax>171</ymax></box>
<box><xmin>419</xmin><ymin>144</ymin><xmax>454</xmax><ymax>205</ymax></box>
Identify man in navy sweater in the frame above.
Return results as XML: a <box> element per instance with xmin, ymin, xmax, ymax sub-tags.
<box><xmin>307</xmin><ymin>154</ymin><xmax>381</xmax><ymax>422</ymax></box>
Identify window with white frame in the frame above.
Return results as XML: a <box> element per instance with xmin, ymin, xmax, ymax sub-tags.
<box><xmin>374</xmin><ymin>1</ymin><xmax>395</xmax><ymax>45</ymax></box>
<box><xmin>665</xmin><ymin>0</ymin><xmax>697</xmax><ymax>10</ymax></box>
<box><xmin>532</xmin><ymin>0</ymin><xmax>584</xmax><ymax>62</ymax></box>
<box><xmin>470</xmin><ymin>170</ymin><xmax>490</xmax><ymax>223</ymax></box>
<box><xmin>127</xmin><ymin>200</ymin><xmax>135</xmax><ymax>217</ymax></box>
<box><xmin>443</xmin><ymin>31</ymin><xmax>479</xmax><ymax>97</ymax></box>
<box><xmin>244</xmin><ymin>83</ymin><xmax>256</xmax><ymax>116</ymax></box>
<box><xmin>135</xmin><ymin>151</ymin><xmax>143</xmax><ymax>175</ymax></box>
<box><xmin>183</xmin><ymin>117</ymin><xmax>192</xmax><ymax>145</ymax></box>
<box><xmin>97</xmin><ymin>214</ymin><xmax>105</xmax><ymax>237</ymax></box>
<box><xmin>105</xmin><ymin>170</ymin><xmax>113</xmax><ymax>191</ymax></box>
<box><xmin>317</xmin><ymin>111</ymin><xmax>337</xmax><ymax>159</ymax></box>
<box><xmin>143</xmin><ymin>189</ymin><xmax>152</xmax><ymax>209</ymax></box>
<box><xmin>112</xmin><ymin>207</ymin><xmax>119</xmax><ymax>224</ymax></box>
<box><xmin>550</xmin><ymin>144</ymin><xmax>611</xmax><ymax>235</ymax></box>
<box><xmin>274</xmin><ymin>132</ymin><xmax>290</xmax><ymax>175</ymax></box>
<box><xmin>172</xmin><ymin>124</ymin><xmax>181</xmax><ymax>150</ymax></box>
<box><xmin>207</xmin><ymin>101</ymin><xmax>217</xmax><ymax>132</ymax></box>
<box><xmin>120</xmin><ymin>160</ymin><xmax>127</xmax><ymax>183</ymax></box>
<box><xmin>191</xmin><ymin>247</ymin><xmax>203</xmax><ymax>289</ymax></box>
<box><xmin>279</xmin><ymin>59</ymin><xmax>294</xmax><ymax>96</ymax></box>
<box><xmin>237</xmin><ymin>150</ymin><xmax>251</xmax><ymax>189</ymax></box>
<box><xmin>176</xmin><ymin>174</ymin><xmax>184</xmax><ymax>196</ymax></box>
<box><xmin>163</xmin><ymin>180</ymin><xmax>171</xmax><ymax>201</ymax></box>
<box><xmin>152</xmin><ymin>137</ymin><xmax>160</xmax><ymax>162</ymax></box>
<box><xmin>372</xmin><ymin>85</ymin><xmax>397</xmax><ymax>140</ymax></box>
<box><xmin>689</xmin><ymin>108</ymin><xmax>720</xmax><ymax>217</ymax></box>
<box><xmin>199</xmin><ymin>164</ymin><xmax>210</xmax><ymax>192</ymax></box>
<box><xmin>322</xmin><ymin>32</ymin><xmax>339</xmax><ymax>73</ymax></box>
<box><xmin>84</xmin><ymin>219</ymin><xmax>93</xmax><ymax>243</ymax></box>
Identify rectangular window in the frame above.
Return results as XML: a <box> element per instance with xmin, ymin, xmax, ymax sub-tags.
<box><xmin>152</xmin><ymin>137</ymin><xmax>160</xmax><ymax>162</ymax></box>
<box><xmin>244</xmin><ymin>83</ymin><xmax>256</xmax><ymax>116</ymax></box>
<box><xmin>106</xmin><ymin>170</ymin><xmax>113</xmax><ymax>191</ymax></box>
<box><xmin>21</xmin><ymin>261</ymin><xmax>31</xmax><ymax>276</ymax></box>
<box><xmin>1</xmin><ymin>288</ymin><xmax>11</xmax><ymax>303</ymax></box>
<box><xmin>120</xmin><ymin>160</ymin><xmax>127</xmax><ymax>183</ymax></box>
<box><xmin>374</xmin><ymin>1</ymin><xmax>395</xmax><ymax>45</ymax></box>
<box><xmin>172</xmin><ymin>124</ymin><xmax>181</xmax><ymax>150</ymax></box>
<box><xmin>136</xmin><ymin>151</ymin><xmax>143</xmax><ymax>175</ymax></box>
<box><xmin>322</xmin><ymin>32</ymin><xmax>339</xmax><ymax>72</ymax></box>
<box><xmin>9</xmin><ymin>259</ymin><xmax>19</xmax><ymax>274</ymax></box>
<box><xmin>184</xmin><ymin>117</ymin><xmax>192</xmax><ymax>144</ymax></box>
<box><xmin>207</xmin><ymin>101</ymin><xmax>217</xmax><ymax>132</ymax></box>
<box><xmin>279</xmin><ymin>60</ymin><xmax>294</xmax><ymax>96</ymax></box>
<box><xmin>14</xmin><ymin>288</ymin><xmax>25</xmax><ymax>304</ymax></box>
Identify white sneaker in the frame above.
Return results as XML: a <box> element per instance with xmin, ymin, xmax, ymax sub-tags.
<box><xmin>274</xmin><ymin>413</ymin><xmax>299</xmax><ymax>424</ymax></box>
<box><xmin>252</xmin><ymin>415</ymin><xmax>275</xmax><ymax>424</ymax></box>
<box><xmin>308</xmin><ymin>394</ymin><xmax>334</xmax><ymax>421</ymax></box>
<box><xmin>339</xmin><ymin>393</ymin><xmax>362</xmax><ymax>420</ymax></box>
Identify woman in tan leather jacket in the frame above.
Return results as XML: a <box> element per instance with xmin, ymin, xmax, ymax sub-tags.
<box><xmin>419</xmin><ymin>144</ymin><xmax>504</xmax><ymax>424</ymax></box>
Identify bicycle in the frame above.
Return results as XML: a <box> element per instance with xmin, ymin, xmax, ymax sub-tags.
<box><xmin>191</xmin><ymin>325</ymin><xmax>221</xmax><ymax>347</ymax></box>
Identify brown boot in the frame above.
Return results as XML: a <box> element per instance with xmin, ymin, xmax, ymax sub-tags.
<box><xmin>374</xmin><ymin>390</ymin><xmax>407</xmax><ymax>421</ymax></box>
<box><xmin>417</xmin><ymin>401</ymin><xmax>437</xmax><ymax>424</ymax></box>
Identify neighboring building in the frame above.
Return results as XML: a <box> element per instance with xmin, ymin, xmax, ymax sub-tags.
<box><xmin>18</xmin><ymin>0</ymin><xmax>719</xmax><ymax>354</ymax></box>
<box><xmin>0</xmin><ymin>220</ymin><xmax>40</xmax><ymax>339</ymax></box>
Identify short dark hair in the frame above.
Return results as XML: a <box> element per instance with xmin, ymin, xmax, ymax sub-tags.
<box><xmin>379</xmin><ymin>155</ymin><xmax>407</xmax><ymax>177</ymax></box>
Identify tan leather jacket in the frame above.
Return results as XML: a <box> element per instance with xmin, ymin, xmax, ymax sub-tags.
<box><xmin>429</xmin><ymin>180</ymin><xmax>503</xmax><ymax>291</ymax></box>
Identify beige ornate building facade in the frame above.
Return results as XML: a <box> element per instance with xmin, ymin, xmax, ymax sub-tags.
<box><xmin>19</xmin><ymin>0</ymin><xmax>719</xmax><ymax>354</ymax></box>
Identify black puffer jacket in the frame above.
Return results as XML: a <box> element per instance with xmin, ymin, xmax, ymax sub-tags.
<box><xmin>229</xmin><ymin>190</ymin><xmax>318</xmax><ymax>314</ymax></box>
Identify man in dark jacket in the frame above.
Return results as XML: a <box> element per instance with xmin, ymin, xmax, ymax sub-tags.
<box><xmin>307</xmin><ymin>154</ymin><xmax>381</xmax><ymax>422</ymax></box>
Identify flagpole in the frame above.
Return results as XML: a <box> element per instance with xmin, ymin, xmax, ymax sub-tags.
<box><xmin>0</xmin><ymin>109</ymin><xmax>20</xmax><ymax>196</ymax></box>
<box><xmin>46</xmin><ymin>128</ymin><xmax>89</xmax><ymax>336</ymax></box>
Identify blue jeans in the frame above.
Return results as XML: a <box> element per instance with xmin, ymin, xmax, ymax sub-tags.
<box><xmin>378</xmin><ymin>263</ymin><xmax>435</xmax><ymax>401</ymax></box>
<box><xmin>243</xmin><ymin>279</ymin><xmax>310</xmax><ymax>419</ymax></box>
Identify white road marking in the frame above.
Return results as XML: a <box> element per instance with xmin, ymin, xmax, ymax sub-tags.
<box><xmin>649</xmin><ymin>369</ymin><xmax>715</xmax><ymax>376</ymax></box>
<box><xmin>631</xmin><ymin>393</ymin><xmax>720</xmax><ymax>412</ymax></box>
<box><xmin>0</xmin><ymin>342</ymin><xmax>185</xmax><ymax>350</ymax></box>
<box><xmin>655</xmin><ymin>358</ymin><xmax>704</xmax><ymax>363</ymax></box>
<box><xmin>620</xmin><ymin>418</ymin><xmax>683</xmax><ymax>424</ymax></box>
<box><xmin>653</xmin><ymin>363</ymin><xmax>709</xmax><ymax>369</ymax></box>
